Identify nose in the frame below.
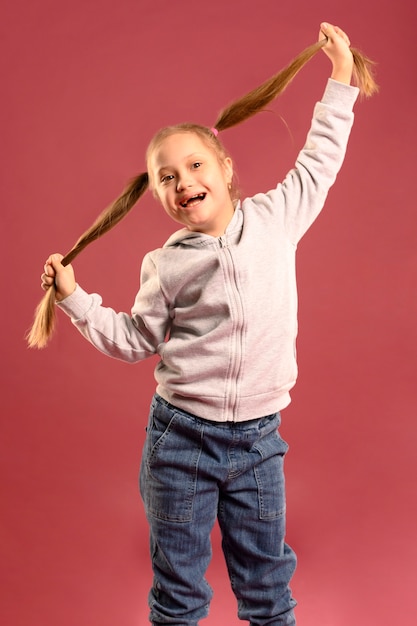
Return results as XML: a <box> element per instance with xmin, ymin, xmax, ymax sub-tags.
<box><xmin>176</xmin><ymin>172</ymin><xmax>193</xmax><ymax>192</ymax></box>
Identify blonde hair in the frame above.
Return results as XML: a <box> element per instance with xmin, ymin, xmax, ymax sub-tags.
<box><xmin>27</xmin><ymin>37</ymin><xmax>378</xmax><ymax>348</ymax></box>
<box><xmin>146</xmin><ymin>123</ymin><xmax>239</xmax><ymax>201</ymax></box>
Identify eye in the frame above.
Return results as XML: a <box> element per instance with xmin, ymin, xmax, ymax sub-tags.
<box><xmin>191</xmin><ymin>162</ymin><xmax>202</xmax><ymax>170</ymax></box>
<box><xmin>160</xmin><ymin>174</ymin><xmax>174</xmax><ymax>184</ymax></box>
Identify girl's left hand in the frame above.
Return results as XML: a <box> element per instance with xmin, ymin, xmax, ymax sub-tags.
<box><xmin>319</xmin><ymin>22</ymin><xmax>354</xmax><ymax>85</ymax></box>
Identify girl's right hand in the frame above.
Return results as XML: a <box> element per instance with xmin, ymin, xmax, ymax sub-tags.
<box><xmin>41</xmin><ymin>253</ymin><xmax>76</xmax><ymax>301</ymax></box>
<box><xmin>319</xmin><ymin>22</ymin><xmax>354</xmax><ymax>85</ymax></box>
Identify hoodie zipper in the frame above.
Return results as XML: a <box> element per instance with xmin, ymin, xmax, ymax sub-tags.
<box><xmin>219</xmin><ymin>235</ymin><xmax>245</xmax><ymax>421</ymax></box>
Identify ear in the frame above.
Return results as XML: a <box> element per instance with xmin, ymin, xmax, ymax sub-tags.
<box><xmin>222</xmin><ymin>156</ymin><xmax>234</xmax><ymax>185</ymax></box>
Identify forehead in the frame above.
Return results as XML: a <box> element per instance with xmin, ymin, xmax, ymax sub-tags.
<box><xmin>150</xmin><ymin>132</ymin><xmax>214</xmax><ymax>170</ymax></box>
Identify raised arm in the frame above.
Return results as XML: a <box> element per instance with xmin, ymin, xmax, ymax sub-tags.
<box><xmin>250</xmin><ymin>24</ymin><xmax>360</xmax><ymax>244</ymax></box>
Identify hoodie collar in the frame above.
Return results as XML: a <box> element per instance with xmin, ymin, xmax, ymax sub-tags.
<box><xmin>163</xmin><ymin>201</ymin><xmax>243</xmax><ymax>249</ymax></box>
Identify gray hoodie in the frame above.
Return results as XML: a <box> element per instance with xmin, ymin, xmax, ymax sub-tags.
<box><xmin>58</xmin><ymin>79</ymin><xmax>359</xmax><ymax>422</ymax></box>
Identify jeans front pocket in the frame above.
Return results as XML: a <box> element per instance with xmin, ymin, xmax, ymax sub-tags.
<box><xmin>141</xmin><ymin>399</ymin><xmax>203</xmax><ymax>523</ymax></box>
<box><xmin>252</xmin><ymin>418</ymin><xmax>289</xmax><ymax>520</ymax></box>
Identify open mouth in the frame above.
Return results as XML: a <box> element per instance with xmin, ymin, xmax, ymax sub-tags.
<box><xmin>180</xmin><ymin>193</ymin><xmax>206</xmax><ymax>208</ymax></box>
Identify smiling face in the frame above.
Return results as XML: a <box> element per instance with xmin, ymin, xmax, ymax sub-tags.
<box><xmin>148</xmin><ymin>131</ymin><xmax>235</xmax><ymax>237</ymax></box>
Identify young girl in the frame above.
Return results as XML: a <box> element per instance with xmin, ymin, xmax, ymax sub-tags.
<box><xmin>35</xmin><ymin>23</ymin><xmax>376</xmax><ymax>626</ymax></box>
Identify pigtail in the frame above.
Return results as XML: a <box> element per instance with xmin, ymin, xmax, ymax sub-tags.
<box><xmin>27</xmin><ymin>172</ymin><xmax>149</xmax><ymax>348</ymax></box>
<box><xmin>214</xmin><ymin>38</ymin><xmax>377</xmax><ymax>132</ymax></box>
<box><xmin>60</xmin><ymin>172</ymin><xmax>149</xmax><ymax>266</ymax></box>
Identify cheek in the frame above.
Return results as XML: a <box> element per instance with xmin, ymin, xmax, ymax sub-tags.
<box><xmin>153</xmin><ymin>186</ymin><xmax>168</xmax><ymax>207</ymax></box>
<box><xmin>159</xmin><ymin>193</ymin><xmax>176</xmax><ymax>214</ymax></box>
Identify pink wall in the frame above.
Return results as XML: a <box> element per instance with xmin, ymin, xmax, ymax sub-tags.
<box><xmin>2</xmin><ymin>1</ymin><xmax>416</xmax><ymax>625</ymax></box>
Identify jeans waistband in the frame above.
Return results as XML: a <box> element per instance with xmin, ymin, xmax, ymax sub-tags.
<box><xmin>153</xmin><ymin>393</ymin><xmax>279</xmax><ymax>429</ymax></box>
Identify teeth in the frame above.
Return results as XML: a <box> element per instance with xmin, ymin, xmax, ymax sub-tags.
<box><xmin>181</xmin><ymin>193</ymin><xmax>205</xmax><ymax>207</ymax></box>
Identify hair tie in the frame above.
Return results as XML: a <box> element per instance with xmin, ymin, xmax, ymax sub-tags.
<box><xmin>210</xmin><ymin>127</ymin><xmax>219</xmax><ymax>137</ymax></box>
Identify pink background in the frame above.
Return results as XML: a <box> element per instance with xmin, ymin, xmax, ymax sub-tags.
<box><xmin>2</xmin><ymin>1</ymin><xmax>416</xmax><ymax>625</ymax></box>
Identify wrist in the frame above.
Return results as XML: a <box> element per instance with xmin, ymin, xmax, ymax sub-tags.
<box><xmin>331</xmin><ymin>58</ymin><xmax>354</xmax><ymax>85</ymax></box>
<box><xmin>55</xmin><ymin>284</ymin><xmax>77</xmax><ymax>302</ymax></box>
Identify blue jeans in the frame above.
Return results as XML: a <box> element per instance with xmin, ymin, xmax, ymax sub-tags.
<box><xmin>140</xmin><ymin>394</ymin><xmax>297</xmax><ymax>626</ymax></box>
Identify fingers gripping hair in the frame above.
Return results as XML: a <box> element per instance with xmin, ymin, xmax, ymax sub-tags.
<box><xmin>28</xmin><ymin>37</ymin><xmax>377</xmax><ymax>349</ymax></box>
<box><xmin>26</xmin><ymin>173</ymin><xmax>149</xmax><ymax>348</ymax></box>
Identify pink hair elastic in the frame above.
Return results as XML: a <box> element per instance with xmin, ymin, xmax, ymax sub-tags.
<box><xmin>210</xmin><ymin>127</ymin><xmax>219</xmax><ymax>137</ymax></box>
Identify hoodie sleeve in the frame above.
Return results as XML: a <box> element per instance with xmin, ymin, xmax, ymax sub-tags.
<box><xmin>252</xmin><ymin>78</ymin><xmax>359</xmax><ymax>244</ymax></box>
<box><xmin>56</xmin><ymin>252</ymin><xmax>170</xmax><ymax>363</ymax></box>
